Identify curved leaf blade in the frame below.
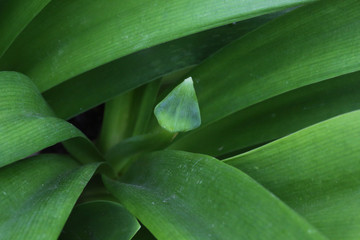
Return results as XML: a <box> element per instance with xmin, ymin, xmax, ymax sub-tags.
<box><xmin>42</xmin><ymin>13</ymin><xmax>280</xmax><ymax>119</ymax></box>
<box><xmin>60</xmin><ymin>201</ymin><xmax>140</xmax><ymax>240</ymax></box>
<box><xmin>170</xmin><ymin>71</ymin><xmax>360</xmax><ymax>156</ymax></box>
<box><xmin>224</xmin><ymin>110</ymin><xmax>360</xmax><ymax>240</ymax></box>
<box><xmin>104</xmin><ymin>150</ymin><xmax>327</xmax><ymax>240</ymax></box>
<box><xmin>188</xmin><ymin>0</ymin><xmax>360</xmax><ymax>127</ymax></box>
<box><xmin>0</xmin><ymin>0</ymin><xmax>51</xmax><ymax>57</ymax></box>
<box><xmin>0</xmin><ymin>71</ymin><xmax>102</xmax><ymax>167</ymax></box>
<box><xmin>0</xmin><ymin>154</ymin><xmax>99</xmax><ymax>240</ymax></box>
<box><xmin>0</xmin><ymin>0</ymin><xmax>313</xmax><ymax>92</ymax></box>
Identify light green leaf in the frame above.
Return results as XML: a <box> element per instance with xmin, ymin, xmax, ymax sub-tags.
<box><xmin>0</xmin><ymin>0</ymin><xmax>313</xmax><ymax>92</ymax></box>
<box><xmin>0</xmin><ymin>0</ymin><xmax>51</xmax><ymax>57</ymax></box>
<box><xmin>155</xmin><ymin>77</ymin><xmax>201</xmax><ymax>133</ymax></box>
<box><xmin>0</xmin><ymin>154</ymin><xmax>99</xmax><ymax>240</ymax></box>
<box><xmin>0</xmin><ymin>71</ymin><xmax>102</xmax><ymax>167</ymax></box>
<box><xmin>170</xmin><ymin>71</ymin><xmax>360</xmax><ymax>156</ymax></box>
<box><xmin>224</xmin><ymin>110</ymin><xmax>360</xmax><ymax>240</ymax></box>
<box><xmin>104</xmin><ymin>150</ymin><xmax>327</xmax><ymax>240</ymax></box>
<box><xmin>60</xmin><ymin>201</ymin><xmax>140</xmax><ymax>240</ymax></box>
<box><xmin>42</xmin><ymin>12</ymin><xmax>282</xmax><ymax>119</ymax></box>
<box><xmin>186</xmin><ymin>0</ymin><xmax>360</xmax><ymax>128</ymax></box>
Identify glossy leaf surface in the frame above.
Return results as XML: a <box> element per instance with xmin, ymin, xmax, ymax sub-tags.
<box><xmin>187</xmin><ymin>0</ymin><xmax>360</xmax><ymax>127</ymax></box>
<box><xmin>0</xmin><ymin>0</ymin><xmax>312</xmax><ymax>92</ymax></box>
<box><xmin>104</xmin><ymin>151</ymin><xmax>327</xmax><ymax>240</ymax></box>
<box><xmin>0</xmin><ymin>71</ymin><xmax>102</xmax><ymax>167</ymax></box>
<box><xmin>225</xmin><ymin>110</ymin><xmax>360</xmax><ymax>240</ymax></box>
<box><xmin>0</xmin><ymin>154</ymin><xmax>98</xmax><ymax>240</ymax></box>
<box><xmin>170</xmin><ymin>71</ymin><xmax>360</xmax><ymax>156</ymax></box>
<box><xmin>41</xmin><ymin>11</ymin><xmax>288</xmax><ymax>119</ymax></box>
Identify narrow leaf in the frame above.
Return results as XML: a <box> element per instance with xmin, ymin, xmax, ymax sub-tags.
<box><xmin>187</xmin><ymin>0</ymin><xmax>360</xmax><ymax>127</ymax></box>
<box><xmin>104</xmin><ymin>150</ymin><xmax>327</xmax><ymax>240</ymax></box>
<box><xmin>224</xmin><ymin>110</ymin><xmax>360</xmax><ymax>240</ymax></box>
<box><xmin>42</xmin><ymin>12</ymin><xmax>286</xmax><ymax>119</ymax></box>
<box><xmin>0</xmin><ymin>71</ymin><xmax>102</xmax><ymax>167</ymax></box>
<box><xmin>0</xmin><ymin>0</ymin><xmax>312</xmax><ymax>91</ymax></box>
<box><xmin>170</xmin><ymin>71</ymin><xmax>360</xmax><ymax>156</ymax></box>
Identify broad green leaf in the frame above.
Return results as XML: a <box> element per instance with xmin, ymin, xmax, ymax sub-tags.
<box><xmin>224</xmin><ymin>110</ymin><xmax>360</xmax><ymax>240</ymax></box>
<box><xmin>60</xmin><ymin>201</ymin><xmax>140</xmax><ymax>240</ymax></box>
<box><xmin>41</xmin><ymin>12</ymin><xmax>283</xmax><ymax>119</ymax></box>
<box><xmin>104</xmin><ymin>150</ymin><xmax>327</xmax><ymax>240</ymax></box>
<box><xmin>0</xmin><ymin>71</ymin><xmax>102</xmax><ymax>167</ymax></box>
<box><xmin>0</xmin><ymin>0</ymin><xmax>313</xmax><ymax>92</ymax></box>
<box><xmin>185</xmin><ymin>0</ymin><xmax>360</xmax><ymax>128</ymax></box>
<box><xmin>0</xmin><ymin>0</ymin><xmax>51</xmax><ymax>57</ymax></box>
<box><xmin>155</xmin><ymin>77</ymin><xmax>201</xmax><ymax>133</ymax></box>
<box><xmin>0</xmin><ymin>154</ymin><xmax>98</xmax><ymax>240</ymax></box>
<box><xmin>170</xmin><ymin>71</ymin><xmax>360</xmax><ymax>156</ymax></box>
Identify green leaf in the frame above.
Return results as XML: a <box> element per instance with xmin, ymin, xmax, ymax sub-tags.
<box><xmin>60</xmin><ymin>200</ymin><xmax>140</xmax><ymax>240</ymax></box>
<box><xmin>224</xmin><ymin>110</ymin><xmax>360</xmax><ymax>240</ymax></box>
<box><xmin>170</xmin><ymin>71</ymin><xmax>360</xmax><ymax>156</ymax></box>
<box><xmin>186</xmin><ymin>0</ymin><xmax>360</xmax><ymax>128</ymax></box>
<box><xmin>42</xmin><ymin>12</ymin><xmax>282</xmax><ymax>119</ymax></box>
<box><xmin>155</xmin><ymin>77</ymin><xmax>201</xmax><ymax>132</ymax></box>
<box><xmin>0</xmin><ymin>0</ymin><xmax>313</xmax><ymax>92</ymax></box>
<box><xmin>0</xmin><ymin>71</ymin><xmax>102</xmax><ymax>167</ymax></box>
<box><xmin>0</xmin><ymin>0</ymin><xmax>51</xmax><ymax>57</ymax></box>
<box><xmin>104</xmin><ymin>150</ymin><xmax>327</xmax><ymax>240</ymax></box>
<box><xmin>0</xmin><ymin>154</ymin><xmax>98</xmax><ymax>240</ymax></box>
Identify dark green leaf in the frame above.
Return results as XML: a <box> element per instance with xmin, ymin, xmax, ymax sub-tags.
<box><xmin>0</xmin><ymin>71</ymin><xmax>102</xmax><ymax>167</ymax></box>
<box><xmin>170</xmin><ymin>71</ymin><xmax>360</xmax><ymax>156</ymax></box>
<box><xmin>0</xmin><ymin>0</ymin><xmax>311</xmax><ymax>92</ymax></box>
<box><xmin>42</xmin><ymin>12</ymin><xmax>285</xmax><ymax>119</ymax></box>
<box><xmin>0</xmin><ymin>0</ymin><xmax>51</xmax><ymax>57</ymax></box>
<box><xmin>104</xmin><ymin>150</ymin><xmax>327</xmax><ymax>240</ymax></box>
<box><xmin>60</xmin><ymin>201</ymin><xmax>140</xmax><ymax>240</ymax></box>
<box><xmin>188</xmin><ymin>0</ymin><xmax>360</xmax><ymax>127</ymax></box>
<box><xmin>0</xmin><ymin>154</ymin><xmax>98</xmax><ymax>240</ymax></box>
<box><xmin>224</xmin><ymin>110</ymin><xmax>360</xmax><ymax>240</ymax></box>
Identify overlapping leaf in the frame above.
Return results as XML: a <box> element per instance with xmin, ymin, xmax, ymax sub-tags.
<box><xmin>0</xmin><ymin>0</ymin><xmax>51</xmax><ymax>57</ymax></box>
<box><xmin>170</xmin><ymin>71</ymin><xmax>360</xmax><ymax>156</ymax></box>
<box><xmin>41</xmin><ymin>13</ymin><xmax>281</xmax><ymax>119</ymax></box>
<box><xmin>0</xmin><ymin>71</ymin><xmax>101</xmax><ymax>167</ymax></box>
<box><xmin>187</xmin><ymin>0</ymin><xmax>360</xmax><ymax>126</ymax></box>
<box><xmin>225</xmin><ymin>110</ymin><xmax>360</xmax><ymax>240</ymax></box>
<box><xmin>104</xmin><ymin>150</ymin><xmax>327</xmax><ymax>240</ymax></box>
<box><xmin>0</xmin><ymin>154</ymin><xmax>99</xmax><ymax>240</ymax></box>
<box><xmin>0</xmin><ymin>0</ymin><xmax>312</xmax><ymax>92</ymax></box>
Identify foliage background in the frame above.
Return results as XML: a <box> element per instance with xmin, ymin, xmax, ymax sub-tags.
<box><xmin>0</xmin><ymin>0</ymin><xmax>359</xmax><ymax>239</ymax></box>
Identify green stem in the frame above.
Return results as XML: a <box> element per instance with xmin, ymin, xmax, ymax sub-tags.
<box><xmin>132</xmin><ymin>79</ymin><xmax>162</xmax><ymax>136</ymax></box>
<box><xmin>105</xmin><ymin>129</ymin><xmax>175</xmax><ymax>174</ymax></box>
<box><xmin>98</xmin><ymin>91</ymin><xmax>133</xmax><ymax>153</ymax></box>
